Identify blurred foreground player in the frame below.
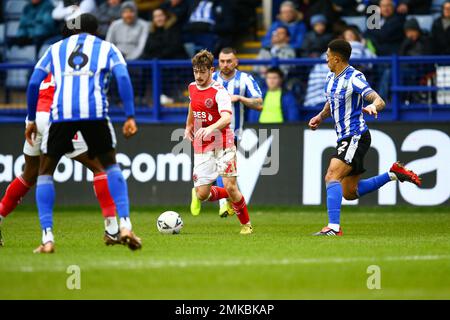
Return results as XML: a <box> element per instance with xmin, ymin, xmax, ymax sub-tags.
<box><xmin>0</xmin><ymin>73</ymin><xmax>121</xmax><ymax>248</ymax></box>
<box><xmin>308</xmin><ymin>39</ymin><xmax>421</xmax><ymax>236</ymax></box>
<box><xmin>184</xmin><ymin>50</ymin><xmax>253</xmax><ymax>235</ymax></box>
<box><xmin>25</xmin><ymin>14</ymin><xmax>141</xmax><ymax>252</ymax></box>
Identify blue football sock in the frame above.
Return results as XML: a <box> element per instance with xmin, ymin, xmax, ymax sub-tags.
<box><xmin>357</xmin><ymin>172</ymin><xmax>391</xmax><ymax>197</ymax></box>
<box><xmin>106</xmin><ymin>164</ymin><xmax>129</xmax><ymax>219</ymax></box>
<box><xmin>216</xmin><ymin>175</ymin><xmax>224</xmax><ymax>188</ymax></box>
<box><xmin>327</xmin><ymin>181</ymin><xmax>343</xmax><ymax>225</ymax></box>
<box><xmin>36</xmin><ymin>175</ymin><xmax>55</xmax><ymax>230</ymax></box>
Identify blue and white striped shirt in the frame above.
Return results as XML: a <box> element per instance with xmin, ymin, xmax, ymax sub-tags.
<box><xmin>213</xmin><ymin>70</ymin><xmax>262</xmax><ymax>139</ymax></box>
<box><xmin>325</xmin><ymin>65</ymin><xmax>374</xmax><ymax>141</ymax></box>
<box><xmin>189</xmin><ymin>0</ymin><xmax>215</xmax><ymax>25</ymax></box>
<box><xmin>35</xmin><ymin>33</ymin><xmax>127</xmax><ymax>122</ymax></box>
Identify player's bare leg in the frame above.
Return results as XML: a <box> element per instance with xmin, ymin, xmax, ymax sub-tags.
<box><xmin>97</xmin><ymin>150</ymin><xmax>141</xmax><ymax>251</ymax></box>
<box><xmin>222</xmin><ymin>177</ymin><xmax>252</xmax><ymax>234</ymax></box>
<box><xmin>73</xmin><ymin>153</ymin><xmax>121</xmax><ymax>246</ymax></box>
<box><xmin>0</xmin><ymin>155</ymin><xmax>39</xmax><ymax>247</ymax></box>
<box><xmin>341</xmin><ymin>174</ymin><xmax>362</xmax><ymax>201</ymax></box>
<box><xmin>34</xmin><ymin>154</ymin><xmax>60</xmax><ymax>254</ymax></box>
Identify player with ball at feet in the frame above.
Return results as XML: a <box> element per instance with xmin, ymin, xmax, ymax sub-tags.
<box><xmin>184</xmin><ymin>50</ymin><xmax>253</xmax><ymax>235</ymax></box>
<box><xmin>309</xmin><ymin>39</ymin><xmax>421</xmax><ymax>236</ymax></box>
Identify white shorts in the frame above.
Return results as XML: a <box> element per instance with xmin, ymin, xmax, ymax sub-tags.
<box><xmin>193</xmin><ymin>146</ymin><xmax>238</xmax><ymax>187</ymax></box>
<box><xmin>23</xmin><ymin>112</ymin><xmax>88</xmax><ymax>159</ymax></box>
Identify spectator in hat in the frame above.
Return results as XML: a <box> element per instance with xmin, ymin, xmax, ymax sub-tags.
<box><xmin>262</xmin><ymin>1</ymin><xmax>307</xmax><ymax>49</ymax></box>
<box><xmin>399</xmin><ymin>18</ymin><xmax>431</xmax><ymax>56</ymax></box>
<box><xmin>300</xmin><ymin>14</ymin><xmax>334</xmax><ymax>57</ymax></box>
<box><xmin>106</xmin><ymin>1</ymin><xmax>149</xmax><ymax>60</ymax></box>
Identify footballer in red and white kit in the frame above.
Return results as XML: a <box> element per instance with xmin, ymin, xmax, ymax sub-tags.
<box><xmin>0</xmin><ymin>73</ymin><xmax>121</xmax><ymax>250</ymax></box>
<box><xmin>184</xmin><ymin>50</ymin><xmax>253</xmax><ymax>235</ymax></box>
<box><xmin>23</xmin><ymin>74</ymin><xmax>88</xmax><ymax>158</ymax></box>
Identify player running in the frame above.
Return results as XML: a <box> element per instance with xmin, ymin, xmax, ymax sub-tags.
<box><xmin>25</xmin><ymin>14</ymin><xmax>141</xmax><ymax>252</ymax></box>
<box><xmin>0</xmin><ymin>73</ymin><xmax>121</xmax><ymax>248</ymax></box>
<box><xmin>185</xmin><ymin>50</ymin><xmax>253</xmax><ymax>235</ymax></box>
<box><xmin>308</xmin><ymin>39</ymin><xmax>421</xmax><ymax>236</ymax></box>
<box><xmin>190</xmin><ymin>47</ymin><xmax>263</xmax><ymax>217</ymax></box>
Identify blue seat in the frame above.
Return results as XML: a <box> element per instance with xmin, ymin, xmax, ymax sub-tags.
<box><xmin>341</xmin><ymin>16</ymin><xmax>367</xmax><ymax>32</ymax></box>
<box><xmin>4</xmin><ymin>0</ymin><xmax>28</xmax><ymax>19</ymax></box>
<box><xmin>5</xmin><ymin>20</ymin><xmax>20</xmax><ymax>39</ymax></box>
<box><xmin>5</xmin><ymin>45</ymin><xmax>36</xmax><ymax>89</ymax></box>
<box><xmin>406</xmin><ymin>15</ymin><xmax>435</xmax><ymax>33</ymax></box>
<box><xmin>432</xmin><ymin>0</ymin><xmax>446</xmax><ymax>13</ymax></box>
<box><xmin>0</xmin><ymin>24</ymin><xmax>5</xmax><ymax>45</ymax></box>
<box><xmin>6</xmin><ymin>45</ymin><xmax>36</xmax><ymax>61</ymax></box>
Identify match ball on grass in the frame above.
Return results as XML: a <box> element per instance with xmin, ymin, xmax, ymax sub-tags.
<box><xmin>157</xmin><ymin>211</ymin><xmax>183</xmax><ymax>234</ymax></box>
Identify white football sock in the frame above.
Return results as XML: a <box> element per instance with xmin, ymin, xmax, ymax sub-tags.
<box><xmin>120</xmin><ymin>217</ymin><xmax>132</xmax><ymax>231</ymax></box>
<box><xmin>328</xmin><ymin>223</ymin><xmax>340</xmax><ymax>232</ymax></box>
<box><xmin>389</xmin><ymin>172</ymin><xmax>398</xmax><ymax>181</ymax></box>
<box><xmin>105</xmin><ymin>217</ymin><xmax>119</xmax><ymax>235</ymax></box>
<box><xmin>42</xmin><ymin>228</ymin><xmax>54</xmax><ymax>244</ymax></box>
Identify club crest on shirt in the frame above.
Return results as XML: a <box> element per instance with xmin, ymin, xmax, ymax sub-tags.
<box><xmin>205</xmin><ymin>98</ymin><xmax>214</xmax><ymax>108</ymax></box>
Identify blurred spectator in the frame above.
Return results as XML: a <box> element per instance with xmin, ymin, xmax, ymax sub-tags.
<box><xmin>431</xmin><ymin>1</ymin><xmax>450</xmax><ymax>55</ymax></box>
<box><xmin>52</xmin><ymin>0</ymin><xmax>96</xmax><ymax>21</ymax></box>
<box><xmin>304</xmin><ymin>0</ymin><xmax>340</xmax><ymax>30</ymax></box>
<box><xmin>184</xmin><ymin>0</ymin><xmax>234</xmax><ymax>54</ymax></box>
<box><xmin>332</xmin><ymin>0</ymin><xmax>360</xmax><ymax>16</ymax></box>
<box><xmin>249</xmin><ymin>67</ymin><xmax>299</xmax><ymax>123</ymax></box>
<box><xmin>301</xmin><ymin>14</ymin><xmax>334</xmax><ymax>57</ymax></box>
<box><xmin>262</xmin><ymin>1</ymin><xmax>306</xmax><ymax>49</ymax></box>
<box><xmin>96</xmin><ymin>0</ymin><xmax>122</xmax><ymax>38</ymax></box>
<box><xmin>342</xmin><ymin>27</ymin><xmax>376</xmax><ymax>59</ymax></box>
<box><xmin>255</xmin><ymin>26</ymin><xmax>296</xmax><ymax>77</ymax></box>
<box><xmin>13</xmin><ymin>0</ymin><xmax>58</xmax><ymax>49</ymax></box>
<box><xmin>160</xmin><ymin>0</ymin><xmax>189</xmax><ymax>27</ymax></box>
<box><xmin>143</xmin><ymin>8</ymin><xmax>187</xmax><ymax>59</ymax></box>
<box><xmin>399</xmin><ymin>19</ymin><xmax>432</xmax><ymax>56</ymax></box>
<box><xmin>365</xmin><ymin>0</ymin><xmax>405</xmax><ymax>56</ymax></box>
<box><xmin>396</xmin><ymin>0</ymin><xmax>432</xmax><ymax>15</ymax></box>
<box><xmin>106</xmin><ymin>1</ymin><xmax>149</xmax><ymax>60</ymax></box>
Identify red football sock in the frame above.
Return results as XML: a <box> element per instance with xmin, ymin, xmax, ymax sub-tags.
<box><xmin>93</xmin><ymin>172</ymin><xmax>116</xmax><ymax>218</ymax></box>
<box><xmin>0</xmin><ymin>176</ymin><xmax>32</xmax><ymax>218</ymax></box>
<box><xmin>208</xmin><ymin>186</ymin><xmax>229</xmax><ymax>202</ymax></box>
<box><xmin>232</xmin><ymin>196</ymin><xmax>250</xmax><ymax>225</ymax></box>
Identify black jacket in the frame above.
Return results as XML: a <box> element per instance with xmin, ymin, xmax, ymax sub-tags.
<box><xmin>430</xmin><ymin>18</ymin><xmax>450</xmax><ymax>55</ymax></box>
<box><xmin>366</xmin><ymin>14</ymin><xmax>406</xmax><ymax>56</ymax></box>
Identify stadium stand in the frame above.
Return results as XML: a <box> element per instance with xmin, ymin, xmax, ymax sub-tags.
<box><xmin>0</xmin><ymin>0</ymin><xmax>449</xmax><ymax>123</ymax></box>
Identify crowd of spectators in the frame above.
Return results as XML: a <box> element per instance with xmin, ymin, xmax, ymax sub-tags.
<box><xmin>3</xmin><ymin>0</ymin><xmax>260</xmax><ymax>60</ymax></box>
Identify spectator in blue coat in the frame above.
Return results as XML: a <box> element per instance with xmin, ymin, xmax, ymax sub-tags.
<box><xmin>248</xmin><ymin>67</ymin><xmax>299</xmax><ymax>123</ymax></box>
<box><xmin>14</xmin><ymin>0</ymin><xmax>58</xmax><ymax>48</ymax></box>
<box><xmin>262</xmin><ymin>1</ymin><xmax>306</xmax><ymax>50</ymax></box>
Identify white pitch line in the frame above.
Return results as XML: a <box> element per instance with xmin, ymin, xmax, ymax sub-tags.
<box><xmin>4</xmin><ymin>254</ymin><xmax>450</xmax><ymax>273</ymax></box>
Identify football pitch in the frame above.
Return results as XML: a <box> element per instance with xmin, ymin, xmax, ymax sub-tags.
<box><xmin>0</xmin><ymin>205</ymin><xmax>449</xmax><ymax>300</ymax></box>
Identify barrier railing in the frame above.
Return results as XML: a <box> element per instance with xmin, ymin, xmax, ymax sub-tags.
<box><xmin>1</xmin><ymin>55</ymin><xmax>450</xmax><ymax>123</ymax></box>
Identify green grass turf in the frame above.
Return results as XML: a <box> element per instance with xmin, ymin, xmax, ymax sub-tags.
<box><xmin>0</xmin><ymin>205</ymin><xmax>449</xmax><ymax>300</ymax></box>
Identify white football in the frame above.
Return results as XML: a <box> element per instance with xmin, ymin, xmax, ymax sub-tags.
<box><xmin>157</xmin><ymin>211</ymin><xmax>183</xmax><ymax>234</ymax></box>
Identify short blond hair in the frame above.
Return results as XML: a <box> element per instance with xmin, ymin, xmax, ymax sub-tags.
<box><xmin>192</xmin><ymin>49</ymin><xmax>214</xmax><ymax>70</ymax></box>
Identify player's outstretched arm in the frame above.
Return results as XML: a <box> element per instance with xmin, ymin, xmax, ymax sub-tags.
<box><xmin>25</xmin><ymin>69</ymin><xmax>48</xmax><ymax>146</ymax></box>
<box><xmin>309</xmin><ymin>101</ymin><xmax>331</xmax><ymax>130</ymax></box>
<box><xmin>363</xmin><ymin>91</ymin><xmax>386</xmax><ymax>119</ymax></box>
